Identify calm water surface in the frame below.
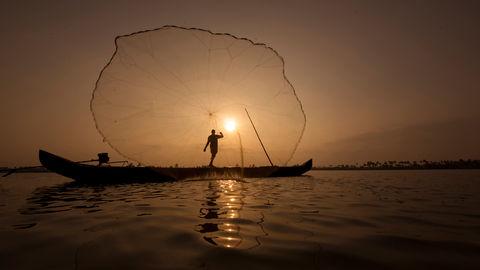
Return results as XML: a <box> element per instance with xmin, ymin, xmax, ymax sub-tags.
<box><xmin>1</xmin><ymin>170</ymin><xmax>479</xmax><ymax>269</ymax></box>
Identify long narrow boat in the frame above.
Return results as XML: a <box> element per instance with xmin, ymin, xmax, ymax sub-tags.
<box><xmin>39</xmin><ymin>150</ymin><xmax>312</xmax><ymax>183</ymax></box>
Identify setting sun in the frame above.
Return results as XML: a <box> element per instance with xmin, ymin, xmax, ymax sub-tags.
<box><xmin>224</xmin><ymin>119</ymin><xmax>236</xmax><ymax>132</ymax></box>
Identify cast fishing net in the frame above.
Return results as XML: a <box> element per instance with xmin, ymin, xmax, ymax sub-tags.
<box><xmin>91</xmin><ymin>26</ymin><xmax>306</xmax><ymax>166</ymax></box>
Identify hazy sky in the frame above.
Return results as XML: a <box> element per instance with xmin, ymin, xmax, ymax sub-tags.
<box><xmin>1</xmin><ymin>0</ymin><xmax>479</xmax><ymax>166</ymax></box>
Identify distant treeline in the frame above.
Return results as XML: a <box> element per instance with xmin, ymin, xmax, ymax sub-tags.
<box><xmin>314</xmin><ymin>159</ymin><xmax>480</xmax><ymax>170</ymax></box>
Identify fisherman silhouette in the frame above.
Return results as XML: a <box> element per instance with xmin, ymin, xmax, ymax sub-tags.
<box><xmin>203</xmin><ymin>129</ymin><xmax>224</xmax><ymax>167</ymax></box>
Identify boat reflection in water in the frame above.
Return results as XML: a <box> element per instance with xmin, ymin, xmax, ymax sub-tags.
<box><xmin>20</xmin><ymin>177</ymin><xmax>268</xmax><ymax>250</ymax></box>
<box><xmin>196</xmin><ymin>179</ymin><xmax>266</xmax><ymax>249</ymax></box>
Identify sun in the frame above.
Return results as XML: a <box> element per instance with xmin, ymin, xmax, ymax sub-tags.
<box><xmin>224</xmin><ymin>119</ymin><xmax>236</xmax><ymax>132</ymax></box>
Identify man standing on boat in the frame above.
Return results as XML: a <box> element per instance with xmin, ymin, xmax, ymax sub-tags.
<box><xmin>203</xmin><ymin>129</ymin><xmax>223</xmax><ymax>167</ymax></box>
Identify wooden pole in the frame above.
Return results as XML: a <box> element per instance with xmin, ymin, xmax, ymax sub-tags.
<box><xmin>244</xmin><ymin>108</ymin><xmax>274</xmax><ymax>166</ymax></box>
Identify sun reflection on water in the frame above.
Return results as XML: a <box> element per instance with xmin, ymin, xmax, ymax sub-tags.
<box><xmin>196</xmin><ymin>179</ymin><xmax>264</xmax><ymax>249</ymax></box>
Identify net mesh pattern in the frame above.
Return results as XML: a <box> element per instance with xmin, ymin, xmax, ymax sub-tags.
<box><xmin>91</xmin><ymin>26</ymin><xmax>306</xmax><ymax>166</ymax></box>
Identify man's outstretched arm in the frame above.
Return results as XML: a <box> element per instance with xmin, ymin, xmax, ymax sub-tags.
<box><xmin>203</xmin><ymin>140</ymin><xmax>210</xmax><ymax>152</ymax></box>
<box><xmin>217</xmin><ymin>132</ymin><xmax>224</xmax><ymax>138</ymax></box>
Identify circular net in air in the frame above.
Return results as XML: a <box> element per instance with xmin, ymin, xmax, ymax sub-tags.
<box><xmin>91</xmin><ymin>26</ymin><xmax>306</xmax><ymax>167</ymax></box>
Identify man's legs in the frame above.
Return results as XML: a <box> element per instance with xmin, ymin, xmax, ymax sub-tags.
<box><xmin>209</xmin><ymin>151</ymin><xmax>217</xmax><ymax>166</ymax></box>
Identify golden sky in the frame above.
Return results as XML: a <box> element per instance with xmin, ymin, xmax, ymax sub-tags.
<box><xmin>1</xmin><ymin>0</ymin><xmax>479</xmax><ymax>166</ymax></box>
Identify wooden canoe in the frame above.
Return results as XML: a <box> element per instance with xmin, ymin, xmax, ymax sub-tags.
<box><xmin>39</xmin><ymin>150</ymin><xmax>312</xmax><ymax>183</ymax></box>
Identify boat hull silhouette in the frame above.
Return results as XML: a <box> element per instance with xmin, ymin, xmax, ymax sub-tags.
<box><xmin>39</xmin><ymin>150</ymin><xmax>312</xmax><ymax>183</ymax></box>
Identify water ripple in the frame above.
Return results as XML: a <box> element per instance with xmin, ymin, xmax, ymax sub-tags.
<box><xmin>1</xmin><ymin>171</ymin><xmax>479</xmax><ymax>269</ymax></box>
